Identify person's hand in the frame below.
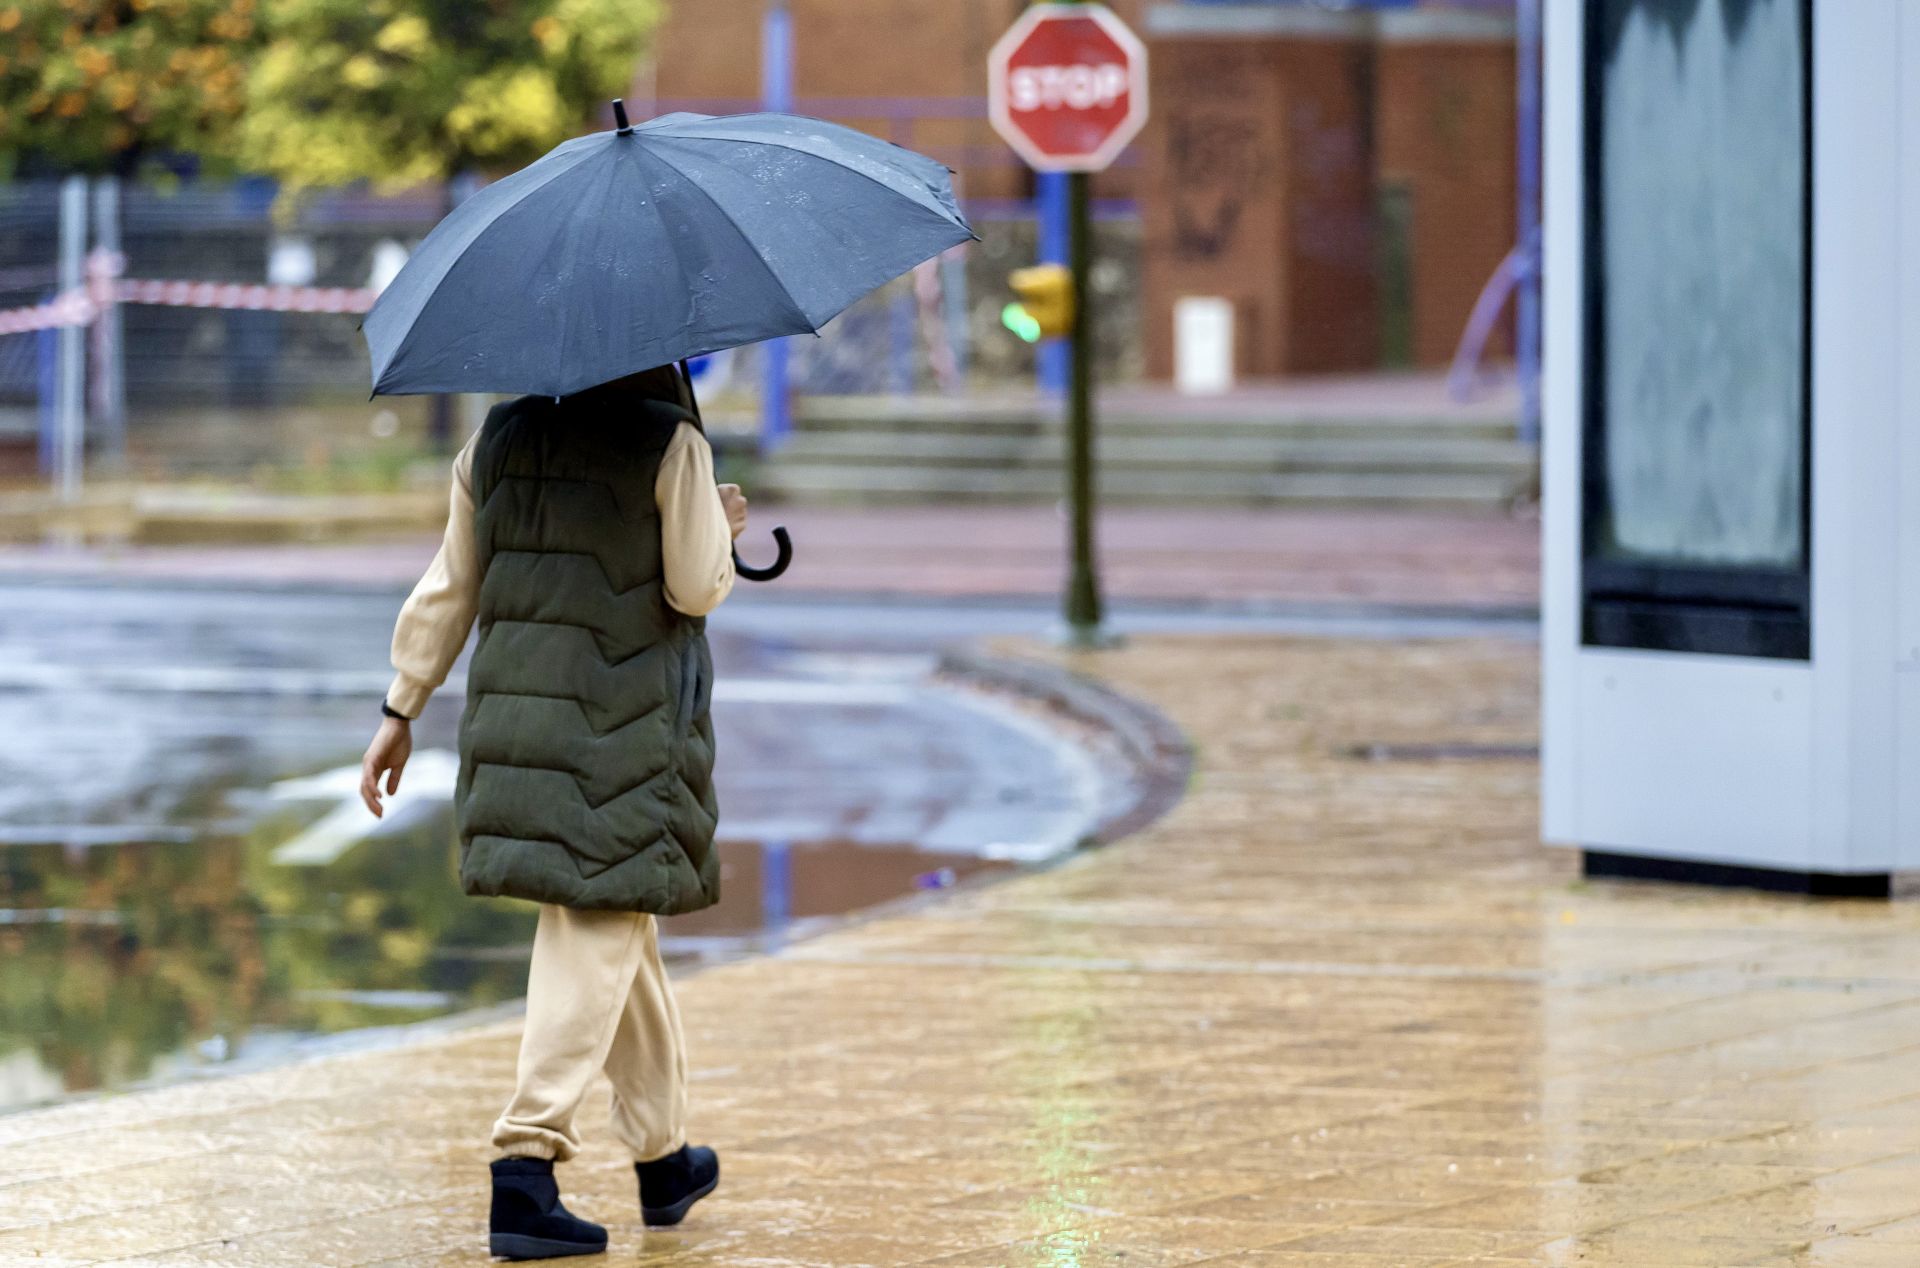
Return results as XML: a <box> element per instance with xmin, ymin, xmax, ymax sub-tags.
<box><xmin>360</xmin><ymin>716</ymin><xmax>413</xmax><ymax>818</ymax></box>
<box><xmin>717</xmin><ymin>483</ymin><xmax>748</xmax><ymax>540</ymax></box>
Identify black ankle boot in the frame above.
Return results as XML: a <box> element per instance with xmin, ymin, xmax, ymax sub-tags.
<box><xmin>489</xmin><ymin>1157</ymin><xmax>607</xmax><ymax>1260</ymax></box>
<box><xmin>635</xmin><ymin>1145</ymin><xmax>720</xmax><ymax>1227</ymax></box>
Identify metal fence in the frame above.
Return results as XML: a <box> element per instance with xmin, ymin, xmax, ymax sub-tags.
<box><xmin>0</xmin><ymin>175</ymin><xmax>1142</xmax><ymax>482</ymax></box>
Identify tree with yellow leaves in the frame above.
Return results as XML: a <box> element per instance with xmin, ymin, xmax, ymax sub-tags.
<box><xmin>238</xmin><ymin>0</ymin><xmax>661</xmax><ymax>196</ymax></box>
<box><xmin>0</xmin><ymin>0</ymin><xmax>260</xmax><ymax>177</ymax></box>
<box><xmin>0</xmin><ymin>0</ymin><xmax>659</xmax><ymax>185</ymax></box>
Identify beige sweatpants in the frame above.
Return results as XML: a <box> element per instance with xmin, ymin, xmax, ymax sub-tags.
<box><xmin>491</xmin><ymin>904</ymin><xmax>688</xmax><ymax>1164</ymax></box>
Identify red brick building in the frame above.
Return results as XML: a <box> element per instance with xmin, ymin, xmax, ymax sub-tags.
<box><xmin>1139</xmin><ymin>5</ymin><xmax>1516</xmax><ymax>378</ymax></box>
<box><xmin>1374</xmin><ymin>11</ymin><xmax>1519</xmax><ymax>368</ymax></box>
<box><xmin>641</xmin><ymin>0</ymin><xmax>1153</xmax><ymax>202</ymax></box>
<box><xmin>642</xmin><ymin>2</ymin><xmax>1516</xmax><ymax>379</ymax></box>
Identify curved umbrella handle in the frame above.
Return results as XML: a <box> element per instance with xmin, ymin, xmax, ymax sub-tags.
<box><xmin>733</xmin><ymin>526</ymin><xmax>792</xmax><ymax>582</ymax></box>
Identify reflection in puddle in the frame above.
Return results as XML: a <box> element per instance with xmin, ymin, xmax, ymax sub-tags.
<box><xmin>0</xmin><ymin>812</ymin><xmax>1011</xmax><ymax>1113</ymax></box>
<box><xmin>671</xmin><ymin>837</ymin><xmax>1010</xmax><ymax>948</ymax></box>
<box><xmin>0</xmin><ymin>594</ymin><xmax>1105</xmax><ymax>1114</ymax></box>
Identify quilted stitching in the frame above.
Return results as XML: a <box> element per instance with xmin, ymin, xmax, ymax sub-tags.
<box><xmin>455</xmin><ymin>393</ymin><xmax>721</xmax><ymax>915</ymax></box>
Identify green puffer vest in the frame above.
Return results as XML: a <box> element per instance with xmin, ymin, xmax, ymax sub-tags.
<box><xmin>454</xmin><ymin>389</ymin><xmax>721</xmax><ymax>914</ymax></box>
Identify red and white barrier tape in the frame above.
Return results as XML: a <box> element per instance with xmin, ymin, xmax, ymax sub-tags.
<box><xmin>0</xmin><ymin>291</ymin><xmax>98</xmax><ymax>337</ymax></box>
<box><xmin>115</xmin><ymin>279</ymin><xmax>377</xmax><ymax>315</ymax></box>
<box><xmin>0</xmin><ymin>250</ymin><xmax>377</xmax><ymax>335</ymax></box>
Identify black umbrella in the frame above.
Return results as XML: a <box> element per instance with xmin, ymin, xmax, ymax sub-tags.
<box><xmin>363</xmin><ymin>103</ymin><xmax>973</xmax><ymax>582</ymax></box>
<box><xmin>363</xmin><ymin>103</ymin><xmax>973</xmax><ymax>397</ymax></box>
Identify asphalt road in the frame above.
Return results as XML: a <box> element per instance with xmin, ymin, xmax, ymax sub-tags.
<box><xmin>0</xmin><ymin>578</ymin><xmax>1531</xmax><ymax>841</ymax></box>
<box><xmin>0</xmin><ymin>580</ymin><xmax>1111</xmax><ymax>856</ymax></box>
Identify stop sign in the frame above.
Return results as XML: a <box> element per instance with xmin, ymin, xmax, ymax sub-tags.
<box><xmin>989</xmin><ymin>3</ymin><xmax>1149</xmax><ymax>174</ymax></box>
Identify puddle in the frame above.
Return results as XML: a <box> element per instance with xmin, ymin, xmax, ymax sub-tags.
<box><xmin>0</xmin><ymin>588</ymin><xmax>1093</xmax><ymax>1113</ymax></box>
<box><xmin>0</xmin><ymin>815</ymin><xmax>1012</xmax><ymax>1113</ymax></box>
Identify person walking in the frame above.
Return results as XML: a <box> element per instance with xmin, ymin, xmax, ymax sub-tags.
<box><xmin>358</xmin><ymin>362</ymin><xmax>741</xmax><ymax>1260</ymax></box>
<box><xmin>348</xmin><ymin>100</ymin><xmax>969</xmax><ymax>1259</ymax></box>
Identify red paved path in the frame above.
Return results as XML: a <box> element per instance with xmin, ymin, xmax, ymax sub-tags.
<box><xmin>0</xmin><ymin>504</ymin><xmax>1539</xmax><ymax>610</ymax></box>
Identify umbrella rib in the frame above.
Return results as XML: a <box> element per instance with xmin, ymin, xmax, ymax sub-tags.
<box><xmin>552</xmin><ymin>156</ymin><xmax>618</xmax><ymax>397</ymax></box>
<box><xmin>635</xmin><ymin>143</ymin><xmax>818</xmax><ymax>332</ymax></box>
<box><xmin>374</xmin><ymin>143</ymin><xmax>606</xmax><ymax>394</ymax></box>
<box><xmin>623</xmin><ymin>152</ymin><xmax>711</xmax><ymax>379</ymax></box>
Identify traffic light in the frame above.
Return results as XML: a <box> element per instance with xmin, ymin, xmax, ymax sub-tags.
<box><xmin>1001</xmin><ymin>263</ymin><xmax>1075</xmax><ymax>342</ymax></box>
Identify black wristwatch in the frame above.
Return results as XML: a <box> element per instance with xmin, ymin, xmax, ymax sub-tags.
<box><xmin>380</xmin><ymin>699</ymin><xmax>413</xmax><ymax>721</ymax></box>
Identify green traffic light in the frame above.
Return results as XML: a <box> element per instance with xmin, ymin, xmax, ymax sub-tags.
<box><xmin>1001</xmin><ymin>302</ymin><xmax>1043</xmax><ymax>344</ymax></box>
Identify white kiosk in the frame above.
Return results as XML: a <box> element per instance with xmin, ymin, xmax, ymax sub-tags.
<box><xmin>1542</xmin><ymin>0</ymin><xmax>1920</xmax><ymax>894</ymax></box>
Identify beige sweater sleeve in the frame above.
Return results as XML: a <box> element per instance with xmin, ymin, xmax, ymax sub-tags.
<box><xmin>657</xmin><ymin>421</ymin><xmax>737</xmax><ymax>618</ymax></box>
<box><xmin>385</xmin><ymin>419</ymin><xmax>734</xmax><ymax>718</ymax></box>
<box><xmin>386</xmin><ymin>433</ymin><xmax>481</xmax><ymax>718</ymax></box>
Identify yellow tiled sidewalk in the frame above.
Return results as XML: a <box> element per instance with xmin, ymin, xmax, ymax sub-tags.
<box><xmin>7</xmin><ymin>636</ymin><xmax>1920</xmax><ymax>1266</ymax></box>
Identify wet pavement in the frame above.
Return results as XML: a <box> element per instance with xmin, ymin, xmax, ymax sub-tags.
<box><xmin>8</xmin><ymin>632</ymin><xmax>1920</xmax><ymax>1266</ymax></box>
<box><xmin>0</xmin><ymin>581</ymin><xmax>1112</xmax><ymax>1111</ymax></box>
<box><xmin>0</xmin><ymin>502</ymin><xmax>1541</xmax><ymax>613</ymax></box>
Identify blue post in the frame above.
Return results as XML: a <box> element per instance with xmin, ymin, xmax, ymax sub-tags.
<box><xmin>760</xmin><ymin>1</ymin><xmax>794</xmax><ymax>446</ymax></box>
<box><xmin>36</xmin><ymin>318</ymin><xmax>56</xmax><ymax>476</ymax></box>
<box><xmin>1516</xmin><ymin>0</ymin><xmax>1542</xmax><ymax>448</ymax></box>
<box><xmin>761</xmin><ymin>839</ymin><xmax>792</xmax><ymax>931</ymax></box>
<box><xmin>889</xmin><ymin>284</ymin><xmax>915</xmax><ymax>394</ymax></box>
<box><xmin>1036</xmin><ymin>171</ymin><xmax>1070</xmax><ymax>395</ymax></box>
<box><xmin>942</xmin><ymin>249</ymin><xmax>968</xmax><ymax>385</ymax></box>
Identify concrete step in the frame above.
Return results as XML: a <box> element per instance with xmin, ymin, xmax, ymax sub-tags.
<box><xmin>747</xmin><ymin>385</ymin><xmax>1532</xmax><ymax>508</ymax></box>
<box><xmin>768</xmin><ymin>410</ymin><xmax>1520</xmax><ymax>445</ymax></box>
<box><xmin>775</xmin><ymin>430</ymin><xmax>1533</xmax><ymax>475</ymax></box>
<box><xmin>709</xmin><ymin>394</ymin><xmax>1521</xmax><ymax>444</ymax></box>
<box><xmin>758</xmin><ymin>463</ymin><xmax>1527</xmax><ymax>507</ymax></box>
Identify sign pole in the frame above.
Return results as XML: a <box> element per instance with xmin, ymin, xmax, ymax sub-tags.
<box><xmin>1036</xmin><ymin>171</ymin><xmax>1071</xmax><ymax>396</ymax></box>
<box><xmin>989</xmin><ymin>2</ymin><xmax>1144</xmax><ymax>649</ymax></box>
<box><xmin>1063</xmin><ymin>170</ymin><xmax>1106</xmax><ymax>645</ymax></box>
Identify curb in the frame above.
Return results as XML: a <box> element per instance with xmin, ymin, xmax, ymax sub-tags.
<box><xmin>0</xmin><ymin>487</ymin><xmax>445</xmax><ymax>547</ymax></box>
<box><xmin>936</xmin><ymin>647</ymin><xmax>1193</xmax><ymax>850</ymax></box>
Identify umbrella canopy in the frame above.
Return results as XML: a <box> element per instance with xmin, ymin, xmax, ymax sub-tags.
<box><xmin>363</xmin><ymin>108</ymin><xmax>975</xmax><ymax>397</ymax></box>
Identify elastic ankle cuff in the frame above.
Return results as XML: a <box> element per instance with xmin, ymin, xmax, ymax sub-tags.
<box><xmin>497</xmin><ymin>1141</ymin><xmax>559</xmax><ymax>1162</ymax></box>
